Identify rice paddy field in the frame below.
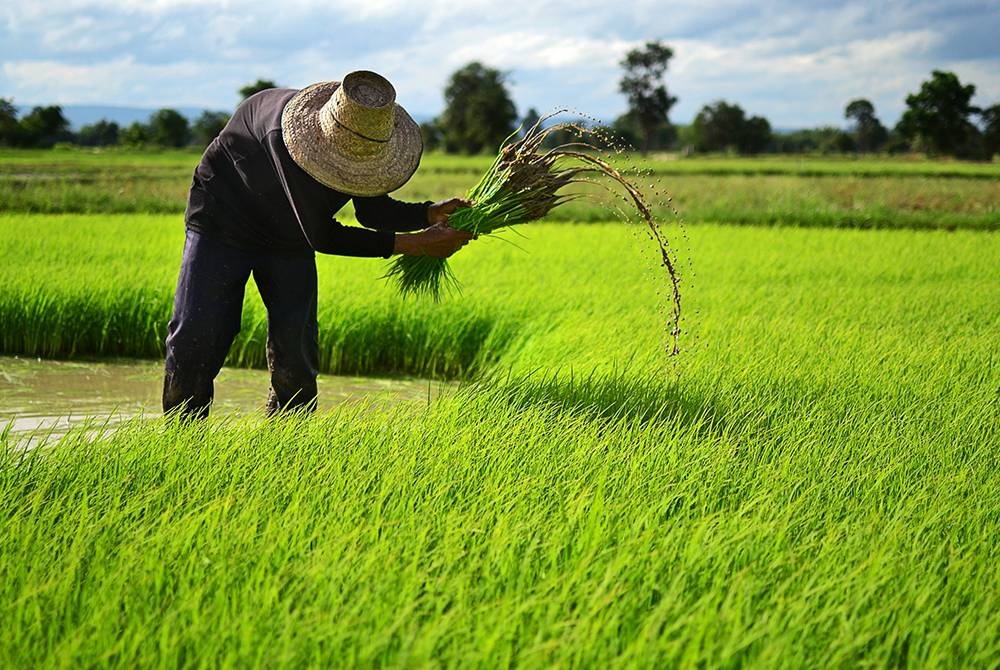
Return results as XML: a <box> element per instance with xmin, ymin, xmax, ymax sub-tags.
<box><xmin>1</xmin><ymin>148</ymin><xmax>999</xmax><ymax>668</ymax></box>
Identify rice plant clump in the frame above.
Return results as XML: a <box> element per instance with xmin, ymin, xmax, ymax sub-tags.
<box><xmin>384</xmin><ymin>115</ymin><xmax>683</xmax><ymax>355</ymax></box>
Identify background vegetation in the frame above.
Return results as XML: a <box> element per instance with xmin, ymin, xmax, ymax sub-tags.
<box><xmin>2</xmin><ymin>149</ymin><xmax>997</xmax><ymax>231</ymax></box>
<box><xmin>3</xmin><ymin>45</ymin><xmax>998</xmax><ymax>159</ymax></box>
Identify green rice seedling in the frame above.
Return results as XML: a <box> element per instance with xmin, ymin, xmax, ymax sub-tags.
<box><xmin>2</xmin><ymin>348</ymin><xmax>999</xmax><ymax>667</ymax></box>
<box><xmin>4</xmin><ymin>210</ymin><xmax>1000</xmax><ymax>666</ymax></box>
<box><xmin>383</xmin><ymin>122</ymin><xmax>584</xmax><ymax>300</ymax></box>
<box><xmin>383</xmin><ymin>116</ymin><xmax>684</xmax><ymax>354</ymax></box>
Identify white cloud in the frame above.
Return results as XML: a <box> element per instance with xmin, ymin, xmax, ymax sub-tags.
<box><xmin>4</xmin><ymin>57</ymin><xmax>217</xmax><ymax>107</ymax></box>
<box><xmin>665</xmin><ymin>29</ymin><xmax>958</xmax><ymax>126</ymax></box>
<box><xmin>2</xmin><ymin>0</ymin><xmax>998</xmax><ymax>127</ymax></box>
<box><xmin>446</xmin><ymin>32</ymin><xmax>637</xmax><ymax>71</ymax></box>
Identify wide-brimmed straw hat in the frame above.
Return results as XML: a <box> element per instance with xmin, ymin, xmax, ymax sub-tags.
<box><xmin>281</xmin><ymin>70</ymin><xmax>422</xmax><ymax>196</ymax></box>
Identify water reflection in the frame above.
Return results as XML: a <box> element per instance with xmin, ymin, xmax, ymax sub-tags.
<box><xmin>1</xmin><ymin>356</ymin><xmax>446</xmax><ymax>442</ymax></box>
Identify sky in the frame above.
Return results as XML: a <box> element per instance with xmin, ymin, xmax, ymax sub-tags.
<box><xmin>2</xmin><ymin>0</ymin><xmax>998</xmax><ymax>129</ymax></box>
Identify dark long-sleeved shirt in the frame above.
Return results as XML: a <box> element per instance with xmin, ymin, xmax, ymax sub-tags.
<box><xmin>185</xmin><ymin>88</ymin><xmax>431</xmax><ymax>258</ymax></box>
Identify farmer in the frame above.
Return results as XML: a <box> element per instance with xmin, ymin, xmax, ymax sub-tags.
<box><xmin>163</xmin><ymin>70</ymin><xmax>473</xmax><ymax>419</ymax></box>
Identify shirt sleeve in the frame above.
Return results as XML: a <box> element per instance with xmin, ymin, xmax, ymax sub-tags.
<box><xmin>353</xmin><ymin>195</ymin><xmax>433</xmax><ymax>233</ymax></box>
<box><xmin>264</xmin><ymin>129</ymin><xmax>399</xmax><ymax>258</ymax></box>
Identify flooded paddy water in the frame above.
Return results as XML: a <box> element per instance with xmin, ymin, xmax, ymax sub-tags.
<box><xmin>0</xmin><ymin>356</ymin><xmax>447</xmax><ymax>445</ymax></box>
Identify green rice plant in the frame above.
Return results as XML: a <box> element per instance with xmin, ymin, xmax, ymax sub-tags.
<box><xmin>3</xmin><ymin>210</ymin><xmax>1000</xmax><ymax>666</ymax></box>
<box><xmin>2</xmin><ymin>354</ymin><xmax>998</xmax><ymax>667</ymax></box>
<box><xmin>383</xmin><ymin>118</ymin><xmax>684</xmax><ymax>353</ymax></box>
<box><xmin>0</xmin><ymin>214</ymin><xmax>524</xmax><ymax>379</ymax></box>
<box><xmin>383</xmin><ymin>120</ymin><xmax>663</xmax><ymax>297</ymax></box>
<box><xmin>384</xmin><ymin>121</ymin><xmax>587</xmax><ymax>300</ymax></box>
<box><xmin>4</xmin><ymin>214</ymin><xmax>1000</xmax><ymax>379</ymax></box>
<box><xmin>3</xmin><ymin>148</ymin><xmax>999</xmax><ymax>231</ymax></box>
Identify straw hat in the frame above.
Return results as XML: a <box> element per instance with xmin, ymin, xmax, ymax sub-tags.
<box><xmin>281</xmin><ymin>70</ymin><xmax>423</xmax><ymax>196</ymax></box>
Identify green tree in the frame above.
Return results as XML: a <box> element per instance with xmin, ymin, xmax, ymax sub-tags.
<box><xmin>618</xmin><ymin>40</ymin><xmax>677</xmax><ymax>152</ymax></box>
<box><xmin>844</xmin><ymin>98</ymin><xmax>888</xmax><ymax>152</ymax></box>
<box><xmin>897</xmin><ymin>70</ymin><xmax>981</xmax><ymax>156</ymax></box>
<box><xmin>675</xmin><ymin>123</ymin><xmax>697</xmax><ymax>154</ymax></box>
<box><xmin>17</xmin><ymin>105</ymin><xmax>70</xmax><ymax>147</ymax></box>
<box><xmin>610</xmin><ymin>113</ymin><xmax>640</xmax><ymax>149</ymax></box>
<box><xmin>882</xmin><ymin>131</ymin><xmax>912</xmax><ymax>155</ymax></box>
<box><xmin>148</xmin><ymin>108</ymin><xmax>190</xmax><ymax>147</ymax></box>
<box><xmin>980</xmin><ymin>104</ymin><xmax>1000</xmax><ymax>159</ymax></box>
<box><xmin>437</xmin><ymin>62</ymin><xmax>517</xmax><ymax>154</ymax></box>
<box><xmin>120</xmin><ymin>121</ymin><xmax>151</xmax><ymax>147</ymax></box>
<box><xmin>520</xmin><ymin>107</ymin><xmax>541</xmax><ymax>137</ymax></box>
<box><xmin>239</xmin><ymin>79</ymin><xmax>278</xmax><ymax>100</ymax></box>
<box><xmin>772</xmin><ymin>127</ymin><xmax>842</xmax><ymax>154</ymax></box>
<box><xmin>191</xmin><ymin>110</ymin><xmax>230</xmax><ymax>147</ymax></box>
<box><xmin>77</xmin><ymin>120</ymin><xmax>120</xmax><ymax>147</ymax></box>
<box><xmin>0</xmin><ymin>98</ymin><xmax>20</xmax><ymax>146</ymax></box>
<box><xmin>611</xmin><ymin>112</ymin><xmax>677</xmax><ymax>151</ymax></box>
<box><xmin>419</xmin><ymin>120</ymin><xmax>443</xmax><ymax>152</ymax></box>
<box><xmin>821</xmin><ymin>130</ymin><xmax>857</xmax><ymax>154</ymax></box>
<box><xmin>539</xmin><ymin>117</ymin><xmax>594</xmax><ymax>150</ymax></box>
<box><xmin>743</xmin><ymin>115</ymin><xmax>772</xmax><ymax>154</ymax></box>
<box><xmin>692</xmin><ymin>100</ymin><xmax>771</xmax><ymax>154</ymax></box>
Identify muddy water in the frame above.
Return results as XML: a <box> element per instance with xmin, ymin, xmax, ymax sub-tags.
<box><xmin>1</xmin><ymin>356</ymin><xmax>448</xmax><ymax>442</ymax></box>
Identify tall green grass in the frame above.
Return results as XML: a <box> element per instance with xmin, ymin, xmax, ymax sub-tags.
<box><xmin>2</xmin><ymin>209</ymin><xmax>999</xmax><ymax>665</ymax></box>
<box><xmin>0</xmin><ymin>214</ymin><xmax>522</xmax><ymax>378</ymax></box>
<box><xmin>2</xmin><ymin>213</ymin><xmax>999</xmax><ymax>378</ymax></box>
<box><xmin>1</xmin><ymin>350</ymin><xmax>997</xmax><ymax>666</ymax></box>
<box><xmin>10</xmin><ymin>401</ymin><xmax>1000</xmax><ymax>668</ymax></box>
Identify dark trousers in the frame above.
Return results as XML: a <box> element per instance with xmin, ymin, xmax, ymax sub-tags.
<box><xmin>163</xmin><ymin>229</ymin><xmax>319</xmax><ymax>419</ymax></box>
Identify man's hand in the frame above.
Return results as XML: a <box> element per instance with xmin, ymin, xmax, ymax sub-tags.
<box><xmin>393</xmin><ymin>224</ymin><xmax>474</xmax><ymax>258</ymax></box>
<box><xmin>427</xmin><ymin>197</ymin><xmax>472</xmax><ymax>226</ymax></box>
<box><xmin>391</xmin><ymin>196</ymin><xmax>475</xmax><ymax>258</ymax></box>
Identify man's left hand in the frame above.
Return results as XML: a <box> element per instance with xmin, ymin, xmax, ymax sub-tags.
<box><xmin>427</xmin><ymin>197</ymin><xmax>472</xmax><ymax>226</ymax></box>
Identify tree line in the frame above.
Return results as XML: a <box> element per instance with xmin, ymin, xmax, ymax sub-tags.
<box><xmin>423</xmin><ymin>43</ymin><xmax>997</xmax><ymax>160</ymax></box>
<box><xmin>0</xmin><ymin>100</ymin><xmax>229</xmax><ymax>150</ymax></box>
<box><xmin>2</xmin><ymin>55</ymin><xmax>998</xmax><ymax>159</ymax></box>
<box><xmin>0</xmin><ymin>80</ymin><xmax>275</xmax><ymax>151</ymax></box>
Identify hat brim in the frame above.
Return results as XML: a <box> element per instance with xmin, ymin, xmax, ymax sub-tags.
<box><xmin>281</xmin><ymin>81</ymin><xmax>423</xmax><ymax>197</ymax></box>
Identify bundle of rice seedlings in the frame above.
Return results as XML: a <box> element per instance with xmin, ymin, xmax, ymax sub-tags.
<box><xmin>384</xmin><ymin>115</ymin><xmax>682</xmax><ymax>354</ymax></box>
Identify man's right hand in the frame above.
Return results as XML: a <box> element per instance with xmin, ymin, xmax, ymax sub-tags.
<box><xmin>393</xmin><ymin>224</ymin><xmax>474</xmax><ymax>258</ymax></box>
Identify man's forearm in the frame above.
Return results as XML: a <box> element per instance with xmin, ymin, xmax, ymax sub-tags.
<box><xmin>392</xmin><ymin>232</ymin><xmax>422</xmax><ymax>256</ymax></box>
<box><xmin>392</xmin><ymin>226</ymin><xmax>474</xmax><ymax>258</ymax></box>
<box><xmin>354</xmin><ymin>196</ymin><xmax>432</xmax><ymax>232</ymax></box>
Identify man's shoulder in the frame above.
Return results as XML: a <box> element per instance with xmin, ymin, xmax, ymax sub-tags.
<box><xmin>237</xmin><ymin>88</ymin><xmax>300</xmax><ymax>133</ymax></box>
<box><xmin>244</xmin><ymin>87</ymin><xmax>299</xmax><ymax>104</ymax></box>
